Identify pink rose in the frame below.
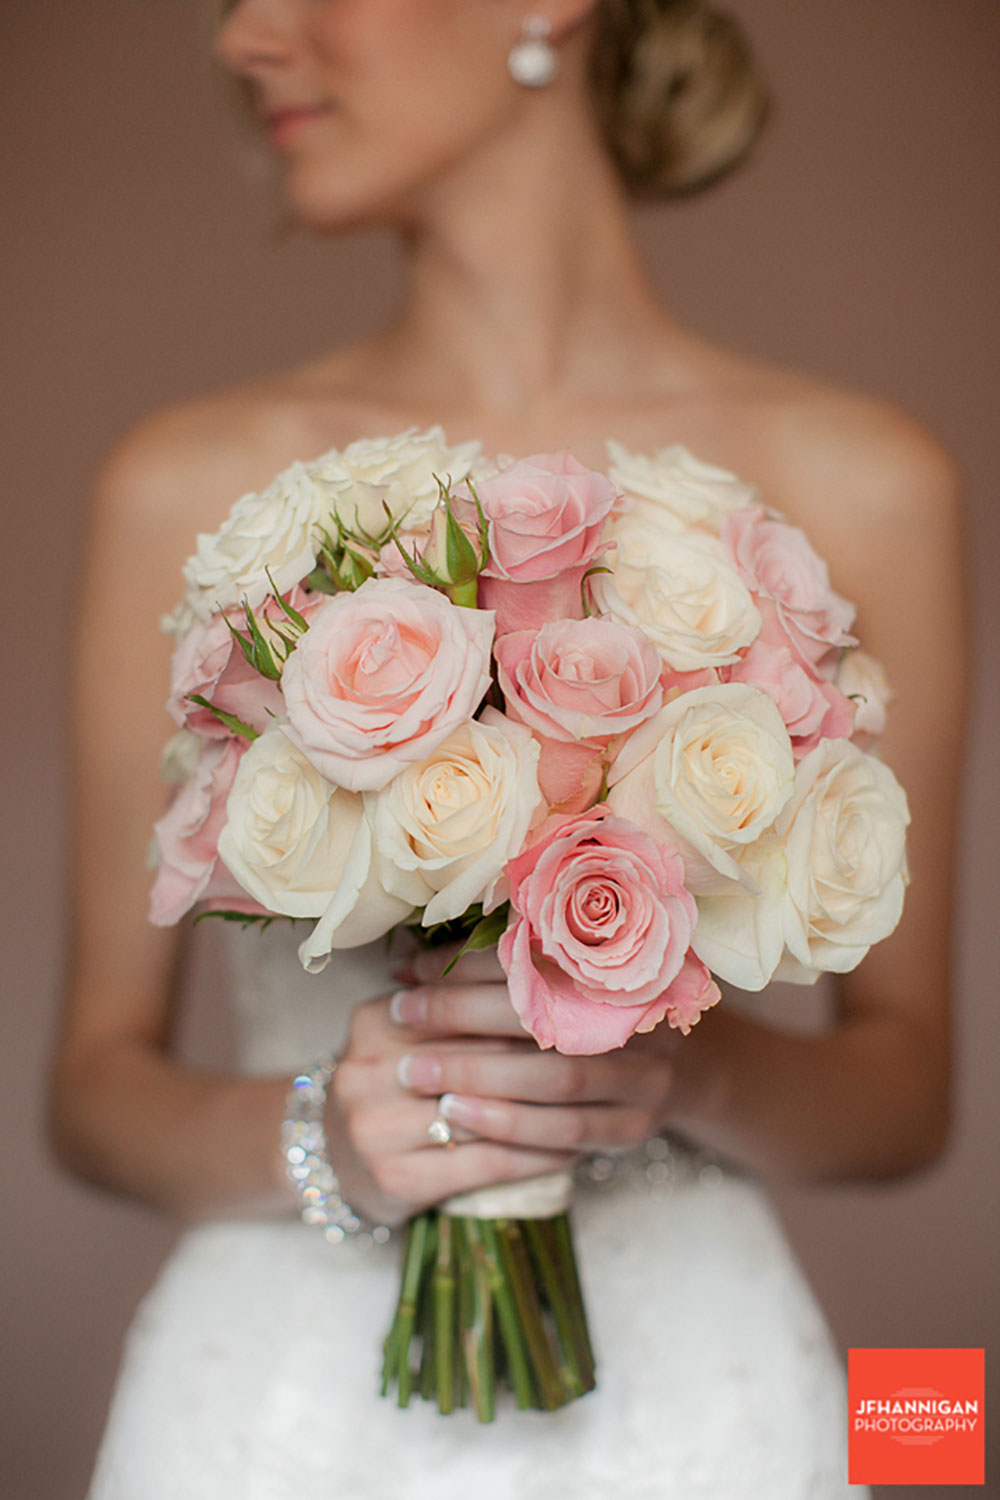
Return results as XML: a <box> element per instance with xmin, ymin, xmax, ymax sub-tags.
<box><xmin>495</xmin><ymin>618</ymin><xmax>665</xmax><ymax>811</ymax></box>
<box><xmin>280</xmin><ymin>577</ymin><xmax>494</xmax><ymax>791</ymax></box>
<box><xmin>724</xmin><ymin>639</ymin><xmax>855</xmax><ymax>758</ymax></box>
<box><xmin>168</xmin><ymin>614</ymin><xmax>278</xmax><ymax>739</ymax></box>
<box><xmin>167</xmin><ymin>588</ymin><xmax>323</xmax><ymax>738</ymax></box>
<box><xmin>499</xmin><ymin>807</ymin><xmax>720</xmax><ymax>1055</ymax></box>
<box><xmin>149</xmin><ymin>737</ymin><xmax>250</xmax><ymax>925</ymax></box>
<box><xmin>723</xmin><ymin>507</ymin><xmax>856</xmax><ymax>666</ymax></box>
<box><xmin>475</xmin><ymin>452</ymin><xmax>618</xmax><ymax>633</ymax></box>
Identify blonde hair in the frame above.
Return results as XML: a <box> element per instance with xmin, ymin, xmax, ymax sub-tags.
<box><xmin>589</xmin><ymin>0</ymin><xmax>770</xmax><ymax>198</ymax></box>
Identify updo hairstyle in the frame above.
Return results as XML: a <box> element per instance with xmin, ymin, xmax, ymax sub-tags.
<box><xmin>588</xmin><ymin>0</ymin><xmax>770</xmax><ymax>198</ymax></box>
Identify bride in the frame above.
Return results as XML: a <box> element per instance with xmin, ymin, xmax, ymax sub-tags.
<box><xmin>52</xmin><ymin>2</ymin><xmax>965</xmax><ymax>1496</ymax></box>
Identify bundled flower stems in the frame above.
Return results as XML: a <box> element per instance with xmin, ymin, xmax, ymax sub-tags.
<box><xmin>151</xmin><ymin>427</ymin><xmax>908</xmax><ymax>1417</ymax></box>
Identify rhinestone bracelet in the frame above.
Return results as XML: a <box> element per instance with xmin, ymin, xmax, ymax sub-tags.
<box><xmin>281</xmin><ymin>1054</ymin><xmax>392</xmax><ymax>1248</ymax></box>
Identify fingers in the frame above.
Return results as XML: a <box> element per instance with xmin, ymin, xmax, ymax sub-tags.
<box><xmin>395</xmin><ymin>1045</ymin><xmax>671</xmax><ymax>1110</ymax></box>
<box><xmin>392</xmin><ymin>943</ymin><xmax>506</xmax><ymax>987</ymax></box>
<box><xmin>436</xmin><ymin>1093</ymin><xmax>660</xmax><ymax>1153</ymax></box>
<box><xmin>389</xmin><ymin>982</ymin><xmax>530</xmax><ymax>1039</ymax></box>
<box><xmin>341</xmin><ymin>1095</ymin><xmax>479</xmax><ymax>1157</ymax></box>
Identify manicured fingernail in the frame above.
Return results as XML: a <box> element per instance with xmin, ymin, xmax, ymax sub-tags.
<box><xmin>396</xmin><ymin>1054</ymin><xmax>441</xmax><ymax>1090</ymax></box>
<box><xmin>390</xmin><ymin>989</ymin><xmax>427</xmax><ymax>1025</ymax></box>
<box><xmin>438</xmin><ymin>1093</ymin><xmax>479</xmax><ymax>1127</ymax></box>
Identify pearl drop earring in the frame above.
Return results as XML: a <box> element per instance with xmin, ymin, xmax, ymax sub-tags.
<box><xmin>507</xmin><ymin>15</ymin><xmax>558</xmax><ymax>88</ymax></box>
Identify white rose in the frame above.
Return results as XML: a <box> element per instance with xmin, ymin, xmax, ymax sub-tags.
<box><xmin>605</xmin><ymin>441</ymin><xmax>759</xmax><ymax>533</ymax></box>
<box><xmin>775</xmin><ymin>738</ymin><xmax>910</xmax><ymax>980</ymax></box>
<box><xmin>836</xmin><ymin>648</ymin><xmax>892</xmax><ymax>748</ymax></box>
<box><xmin>607</xmin><ymin>683</ymin><xmax>795</xmax><ymax>894</ymax></box>
<box><xmin>217</xmin><ymin>726</ymin><xmax>411</xmax><ymax>964</ymax></box>
<box><xmin>368</xmin><ymin>709</ymin><xmax>542</xmax><ymax>926</ymax></box>
<box><xmin>594</xmin><ymin>522</ymin><xmax>760</xmax><ymax>671</ymax></box>
<box><xmin>181</xmin><ymin>462</ymin><xmax>326</xmax><ymax>619</ymax></box>
<box><xmin>688</xmin><ymin>838</ymin><xmax>789</xmax><ymax>991</ymax></box>
<box><xmin>310</xmin><ymin>426</ymin><xmax>485</xmax><ymax>539</ymax></box>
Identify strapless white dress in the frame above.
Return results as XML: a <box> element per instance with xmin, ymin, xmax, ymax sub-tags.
<box><xmin>87</xmin><ymin>924</ymin><xmax>867</xmax><ymax>1499</ymax></box>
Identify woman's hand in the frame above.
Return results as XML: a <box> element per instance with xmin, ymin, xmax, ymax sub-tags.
<box><xmin>322</xmin><ymin>946</ymin><xmax>588</xmax><ymax>1229</ymax></box>
<box><xmin>325</xmin><ymin>945</ymin><xmax>678</xmax><ymax>1229</ymax></box>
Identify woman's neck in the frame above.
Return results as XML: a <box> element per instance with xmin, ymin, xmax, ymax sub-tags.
<box><xmin>366</xmin><ymin>98</ymin><xmax>680</xmax><ymax>424</ymax></box>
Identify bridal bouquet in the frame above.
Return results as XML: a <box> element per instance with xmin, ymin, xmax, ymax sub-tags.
<box><xmin>151</xmin><ymin>426</ymin><xmax>908</xmax><ymax>1418</ymax></box>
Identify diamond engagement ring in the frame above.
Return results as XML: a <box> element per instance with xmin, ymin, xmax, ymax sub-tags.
<box><xmin>427</xmin><ymin>1108</ymin><xmax>456</xmax><ymax>1148</ymax></box>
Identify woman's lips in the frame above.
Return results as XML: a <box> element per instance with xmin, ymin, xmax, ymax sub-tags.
<box><xmin>265</xmin><ymin>105</ymin><xmax>332</xmax><ymax>147</ymax></box>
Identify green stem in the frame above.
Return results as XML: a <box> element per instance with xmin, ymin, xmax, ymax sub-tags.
<box><xmin>476</xmin><ymin>1218</ymin><xmax>536</xmax><ymax>1410</ymax></box>
<box><xmin>395</xmin><ymin>1211</ymin><xmax>432</xmax><ymax>1407</ymax></box>
<box><xmin>381</xmin><ymin>1218</ymin><xmax>414</xmax><ymax>1396</ymax></box>
<box><xmin>550</xmin><ymin>1212</ymin><xmax>596</xmax><ymax>1387</ymax></box>
<box><xmin>434</xmin><ymin>1213</ymin><xmax>456</xmax><ymax>1414</ymax></box>
<box><xmin>447</xmin><ymin>578</ymin><xmax>479</xmax><ymax>609</ymax></box>
<box><xmin>496</xmin><ymin>1220</ymin><xmax>567</xmax><ymax>1410</ymax></box>
<box><xmin>453</xmin><ymin>1218</ymin><xmax>472</xmax><ymax>1409</ymax></box>
<box><xmin>457</xmin><ymin>1217</ymin><xmax>496</xmax><ymax>1422</ymax></box>
<box><xmin>523</xmin><ymin>1218</ymin><xmax>587</xmax><ymax>1400</ymax></box>
<box><xmin>418</xmin><ymin>1218</ymin><xmax>439</xmax><ymax>1402</ymax></box>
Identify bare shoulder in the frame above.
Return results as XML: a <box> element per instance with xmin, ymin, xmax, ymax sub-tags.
<box><xmin>695</xmin><ymin>349</ymin><xmax>966</xmax><ymax>610</ymax></box>
<box><xmin>93</xmin><ymin>375</ymin><xmax>346</xmax><ymax>533</ymax></box>
<box><xmin>762</xmin><ymin>373</ymin><xmax>961</xmax><ymax>527</ymax></box>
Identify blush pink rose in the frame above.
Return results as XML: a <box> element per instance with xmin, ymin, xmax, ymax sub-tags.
<box><xmin>279</xmin><ymin>576</ymin><xmax>494</xmax><ymax>791</ymax></box>
<box><xmin>475</xmin><ymin>452</ymin><xmax>618</xmax><ymax>633</ymax></box>
<box><xmin>149</xmin><ymin>737</ymin><xmax>251</xmax><ymax>925</ymax></box>
<box><xmin>495</xmin><ymin>618</ymin><xmax>665</xmax><ymax>811</ymax></box>
<box><xmin>724</xmin><ymin>639</ymin><xmax>855</xmax><ymax>758</ymax></box>
<box><xmin>723</xmin><ymin>507</ymin><xmax>857</xmax><ymax>667</ymax></box>
<box><xmin>167</xmin><ymin>588</ymin><xmax>322</xmax><ymax>738</ymax></box>
<box><xmin>499</xmin><ymin>807</ymin><xmax>720</xmax><ymax>1055</ymax></box>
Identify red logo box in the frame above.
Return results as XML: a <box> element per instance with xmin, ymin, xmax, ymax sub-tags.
<box><xmin>848</xmin><ymin>1348</ymin><xmax>985</xmax><ymax>1485</ymax></box>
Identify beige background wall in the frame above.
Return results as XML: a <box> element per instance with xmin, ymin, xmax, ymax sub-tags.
<box><xmin>3</xmin><ymin>2</ymin><xmax>997</xmax><ymax>1496</ymax></box>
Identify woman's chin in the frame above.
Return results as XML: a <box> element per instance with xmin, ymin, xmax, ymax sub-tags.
<box><xmin>282</xmin><ymin>169</ymin><xmax>409</xmax><ymax>236</ymax></box>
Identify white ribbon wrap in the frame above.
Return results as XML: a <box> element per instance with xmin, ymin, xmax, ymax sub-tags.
<box><xmin>440</xmin><ymin>1169</ymin><xmax>573</xmax><ymax>1219</ymax></box>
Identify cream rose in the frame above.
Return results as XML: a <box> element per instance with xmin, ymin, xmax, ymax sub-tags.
<box><xmin>181</xmin><ymin>462</ymin><xmax>326</xmax><ymax>619</ymax></box>
<box><xmin>368</xmin><ymin>709</ymin><xmax>543</xmax><ymax>925</ymax></box>
<box><xmin>594</xmin><ymin>523</ymin><xmax>761</xmax><ymax>671</ymax></box>
<box><xmin>310</xmin><ymin>426</ymin><xmax>486</xmax><ymax>539</ymax></box>
<box><xmin>606</xmin><ymin>441</ymin><xmax>760</xmax><ymax>533</ymax></box>
<box><xmin>687</xmin><ymin>838</ymin><xmax>789</xmax><ymax>991</ymax></box>
<box><xmin>775</xmin><ymin>738</ymin><xmax>910</xmax><ymax>979</ymax></box>
<box><xmin>607</xmin><ymin>683</ymin><xmax>795</xmax><ymax>893</ymax></box>
<box><xmin>837</xmin><ymin>648</ymin><xmax>892</xmax><ymax>749</ymax></box>
<box><xmin>217</xmin><ymin>726</ymin><xmax>411</xmax><ymax>960</ymax></box>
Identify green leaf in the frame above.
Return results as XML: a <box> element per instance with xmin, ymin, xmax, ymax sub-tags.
<box><xmin>462</xmin><ymin>476</ymin><xmax>491</xmax><ymax>569</ymax></box>
<box><xmin>304</xmin><ymin>566</ymin><xmax>339</xmax><ymax>595</ymax></box>
<box><xmin>241</xmin><ymin>600</ymin><xmax>282</xmax><ymax>679</ymax></box>
<box><xmin>341</xmin><ymin>545</ymin><xmax>375</xmax><ymax>589</ymax></box>
<box><xmin>265</xmin><ymin>567</ymin><xmax>309</xmax><ymax>632</ymax></box>
<box><xmin>187</xmin><ymin>694</ymin><xmax>259</xmax><ymax>741</ymax></box>
<box><xmin>194</xmin><ymin>910</ymin><xmax>300</xmax><ymax>931</ymax></box>
<box><xmin>383</xmin><ymin>504</ymin><xmax>440</xmax><ymax>587</ymax></box>
<box><xmin>223</xmin><ymin>614</ymin><xmax>258</xmax><ymax>669</ymax></box>
<box><xmin>442</xmin><ymin>489</ymin><xmax>480</xmax><ymax>582</ymax></box>
<box><xmin>440</xmin><ymin>906</ymin><xmax>510</xmax><ymax>976</ymax></box>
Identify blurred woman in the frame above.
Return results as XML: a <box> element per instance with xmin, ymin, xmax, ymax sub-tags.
<box><xmin>52</xmin><ymin>3</ymin><xmax>965</xmax><ymax>1496</ymax></box>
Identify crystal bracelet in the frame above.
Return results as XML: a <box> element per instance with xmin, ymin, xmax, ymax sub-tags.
<box><xmin>281</xmin><ymin>1053</ymin><xmax>392</xmax><ymax>1248</ymax></box>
